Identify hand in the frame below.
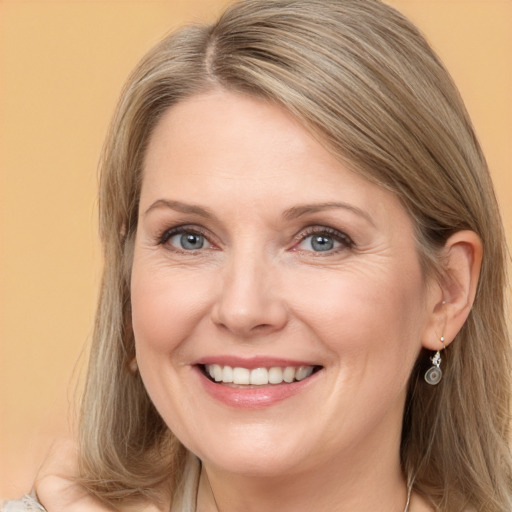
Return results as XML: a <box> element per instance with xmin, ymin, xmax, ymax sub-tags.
<box><xmin>34</xmin><ymin>440</ymin><xmax>165</xmax><ymax>512</ymax></box>
<box><xmin>33</xmin><ymin>439</ymin><xmax>117</xmax><ymax>512</ymax></box>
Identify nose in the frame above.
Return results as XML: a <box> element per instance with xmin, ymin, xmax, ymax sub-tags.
<box><xmin>211</xmin><ymin>251</ymin><xmax>288</xmax><ymax>338</ymax></box>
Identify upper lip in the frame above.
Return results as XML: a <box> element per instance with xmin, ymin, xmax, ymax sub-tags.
<box><xmin>193</xmin><ymin>356</ymin><xmax>320</xmax><ymax>369</ymax></box>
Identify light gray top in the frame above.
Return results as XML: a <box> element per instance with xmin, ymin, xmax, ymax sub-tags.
<box><xmin>1</xmin><ymin>453</ymin><xmax>200</xmax><ymax>512</ymax></box>
<box><xmin>2</xmin><ymin>494</ymin><xmax>46</xmax><ymax>512</ymax></box>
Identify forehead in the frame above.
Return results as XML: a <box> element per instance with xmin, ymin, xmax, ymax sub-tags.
<box><xmin>140</xmin><ymin>90</ymin><xmax>408</xmax><ymax>230</ymax></box>
<box><xmin>143</xmin><ymin>90</ymin><xmax>327</xmax><ymax>180</ymax></box>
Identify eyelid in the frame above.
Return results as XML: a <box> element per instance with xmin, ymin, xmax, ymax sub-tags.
<box><xmin>155</xmin><ymin>223</ymin><xmax>353</xmax><ymax>253</ymax></box>
<box><xmin>293</xmin><ymin>225</ymin><xmax>355</xmax><ymax>251</ymax></box>
<box><xmin>158</xmin><ymin>224</ymin><xmax>217</xmax><ymax>249</ymax></box>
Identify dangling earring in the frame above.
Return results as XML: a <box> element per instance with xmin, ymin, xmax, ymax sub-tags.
<box><xmin>424</xmin><ymin>337</ymin><xmax>445</xmax><ymax>385</ymax></box>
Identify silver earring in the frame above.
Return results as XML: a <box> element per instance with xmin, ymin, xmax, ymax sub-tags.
<box><xmin>424</xmin><ymin>337</ymin><xmax>444</xmax><ymax>385</ymax></box>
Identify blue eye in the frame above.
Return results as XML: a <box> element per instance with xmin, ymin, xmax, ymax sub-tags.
<box><xmin>297</xmin><ymin>229</ymin><xmax>353</xmax><ymax>253</ymax></box>
<box><xmin>300</xmin><ymin>234</ymin><xmax>339</xmax><ymax>252</ymax></box>
<box><xmin>309</xmin><ymin>234</ymin><xmax>335</xmax><ymax>251</ymax></box>
<box><xmin>164</xmin><ymin>230</ymin><xmax>211</xmax><ymax>251</ymax></box>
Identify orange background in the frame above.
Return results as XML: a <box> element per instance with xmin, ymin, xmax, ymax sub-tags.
<box><xmin>1</xmin><ymin>0</ymin><xmax>511</xmax><ymax>499</ymax></box>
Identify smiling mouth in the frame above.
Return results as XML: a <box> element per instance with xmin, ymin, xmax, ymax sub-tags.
<box><xmin>201</xmin><ymin>364</ymin><xmax>322</xmax><ymax>386</ymax></box>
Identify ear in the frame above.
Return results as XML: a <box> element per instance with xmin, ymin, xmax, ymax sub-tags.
<box><xmin>422</xmin><ymin>230</ymin><xmax>482</xmax><ymax>351</ymax></box>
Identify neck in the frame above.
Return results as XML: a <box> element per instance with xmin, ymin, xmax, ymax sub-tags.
<box><xmin>197</xmin><ymin>428</ymin><xmax>407</xmax><ymax>512</ymax></box>
<box><xmin>196</xmin><ymin>390</ymin><xmax>412</xmax><ymax>512</ymax></box>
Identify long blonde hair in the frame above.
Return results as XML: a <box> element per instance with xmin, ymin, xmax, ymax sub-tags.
<box><xmin>79</xmin><ymin>1</ymin><xmax>512</xmax><ymax>510</ymax></box>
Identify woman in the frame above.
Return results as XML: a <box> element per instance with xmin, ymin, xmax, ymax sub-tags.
<box><xmin>5</xmin><ymin>0</ymin><xmax>511</xmax><ymax>511</ymax></box>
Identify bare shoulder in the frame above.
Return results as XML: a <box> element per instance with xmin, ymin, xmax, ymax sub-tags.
<box><xmin>410</xmin><ymin>492</ymin><xmax>436</xmax><ymax>512</ymax></box>
<box><xmin>411</xmin><ymin>492</ymin><xmax>481</xmax><ymax>512</ymax></box>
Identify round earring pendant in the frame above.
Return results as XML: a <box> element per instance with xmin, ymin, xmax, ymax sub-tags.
<box><xmin>424</xmin><ymin>366</ymin><xmax>442</xmax><ymax>385</ymax></box>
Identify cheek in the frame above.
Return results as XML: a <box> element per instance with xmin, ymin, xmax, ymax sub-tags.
<box><xmin>289</xmin><ymin>263</ymin><xmax>428</xmax><ymax>361</ymax></box>
<box><xmin>301</xmin><ymin>265</ymin><xmax>428</xmax><ymax>417</ymax></box>
<box><xmin>130</xmin><ymin>258</ymin><xmax>212</xmax><ymax>356</ymax></box>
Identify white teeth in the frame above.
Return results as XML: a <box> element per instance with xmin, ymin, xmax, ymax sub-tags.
<box><xmin>268</xmin><ymin>367</ymin><xmax>284</xmax><ymax>384</ymax></box>
<box><xmin>232</xmin><ymin>367</ymin><xmax>250</xmax><ymax>385</ymax></box>
<box><xmin>295</xmin><ymin>366</ymin><xmax>314</xmax><ymax>381</ymax></box>
<box><xmin>212</xmin><ymin>364</ymin><xmax>223</xmax><ymax>382</ymax></box>
<box><xmin>222</xmin><ymin>365</ymin><xmax>233</xmax><ymax>383</ymax></box>
<box><xmin>283</xmin><ymin>366</ymin><xmax>295</xmax><ymax>383</ymax></box>
<box><xmin>204</xmin><ymin>364</ymin><xmax>316</xmax><ymax>385</ymax></box>
<box><xmin>250</xmin><ymin>367</ymin><xmax>268</xmax><ymax>385</ymax></box>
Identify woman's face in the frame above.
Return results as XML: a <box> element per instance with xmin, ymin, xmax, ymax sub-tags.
<box><xmin>131</xmin><ymin>90</ymin><xmax>439</xmax><ymax>477</ymax></box>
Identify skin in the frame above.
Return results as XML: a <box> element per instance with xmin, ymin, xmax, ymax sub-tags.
<box><xmin>34</xmin><ymin>90</ymin><xmax>482</xmax><ymax>512</ymax></box>
<box><xmin>131</xmin><ymin>89</ymin><xmax>447</xmax><ymax>512</ymax></box>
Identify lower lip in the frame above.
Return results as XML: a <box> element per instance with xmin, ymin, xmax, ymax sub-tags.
<box><xmin>195</xmin><ymin>366</ymin><xmax>320</xmax><ymax>409</ymax></box>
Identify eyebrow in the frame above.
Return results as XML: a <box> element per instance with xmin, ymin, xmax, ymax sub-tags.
<box><xmin>144</xmin><ymin>199</ymin><xmax>374</xmax><ymax>226</ymax></box>
<box><xmin>144</xmin><ymin>199</ymin><xmax>216</xmax><ymax>219</ymax></box>
<box><xmin>283</xmin><ymin>202</ymin><xmax>375</xmax><ymax>226</ymax></box>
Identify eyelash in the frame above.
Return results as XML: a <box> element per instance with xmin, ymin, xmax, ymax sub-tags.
<box><xmin>294</xmin><ymin>226</ymin><xmax>355</xmax><ymax>253</ymax></box>
<box><xmin>158</xmin><ymin>225</ymin><xmax>212</xmax><ymax>251</ymax></box>
<box><xmin>156</xmin><ymin>225</ymin><xmax>355</xmax><ymax>253</ymax></box>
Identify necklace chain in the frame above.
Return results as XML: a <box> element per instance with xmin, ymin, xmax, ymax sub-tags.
<box><xmin>205</xmin><ymin>472</ymin><xmax>412</xmax><ymax>512</ymax></box>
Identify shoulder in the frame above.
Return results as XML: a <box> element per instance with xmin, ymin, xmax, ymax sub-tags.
<box><xmin>1</xmin><ymin>495</ymin><xmax>46</xmax><ymax>512</ymax></box>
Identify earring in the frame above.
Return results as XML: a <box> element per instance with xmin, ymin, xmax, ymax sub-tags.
<box><xmin>424</xmin><ymin>336</ymin><xmax>445</xmax><ymax>385</ymax></box>
<box><xmin>128</xmin><ymin>357</ymin><xmax>138</xmax><ymax>374</ymax></box>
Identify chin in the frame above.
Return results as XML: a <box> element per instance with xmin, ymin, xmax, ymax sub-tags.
<box><xmin>201</xmin><ymin>449</ymin><xmax>308</xmax><ymax>478</ymax></box>
<box><xmin>185</xmin><ymin>424</ymin><xmax>320</xmax><ymax>477</ymax></box>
